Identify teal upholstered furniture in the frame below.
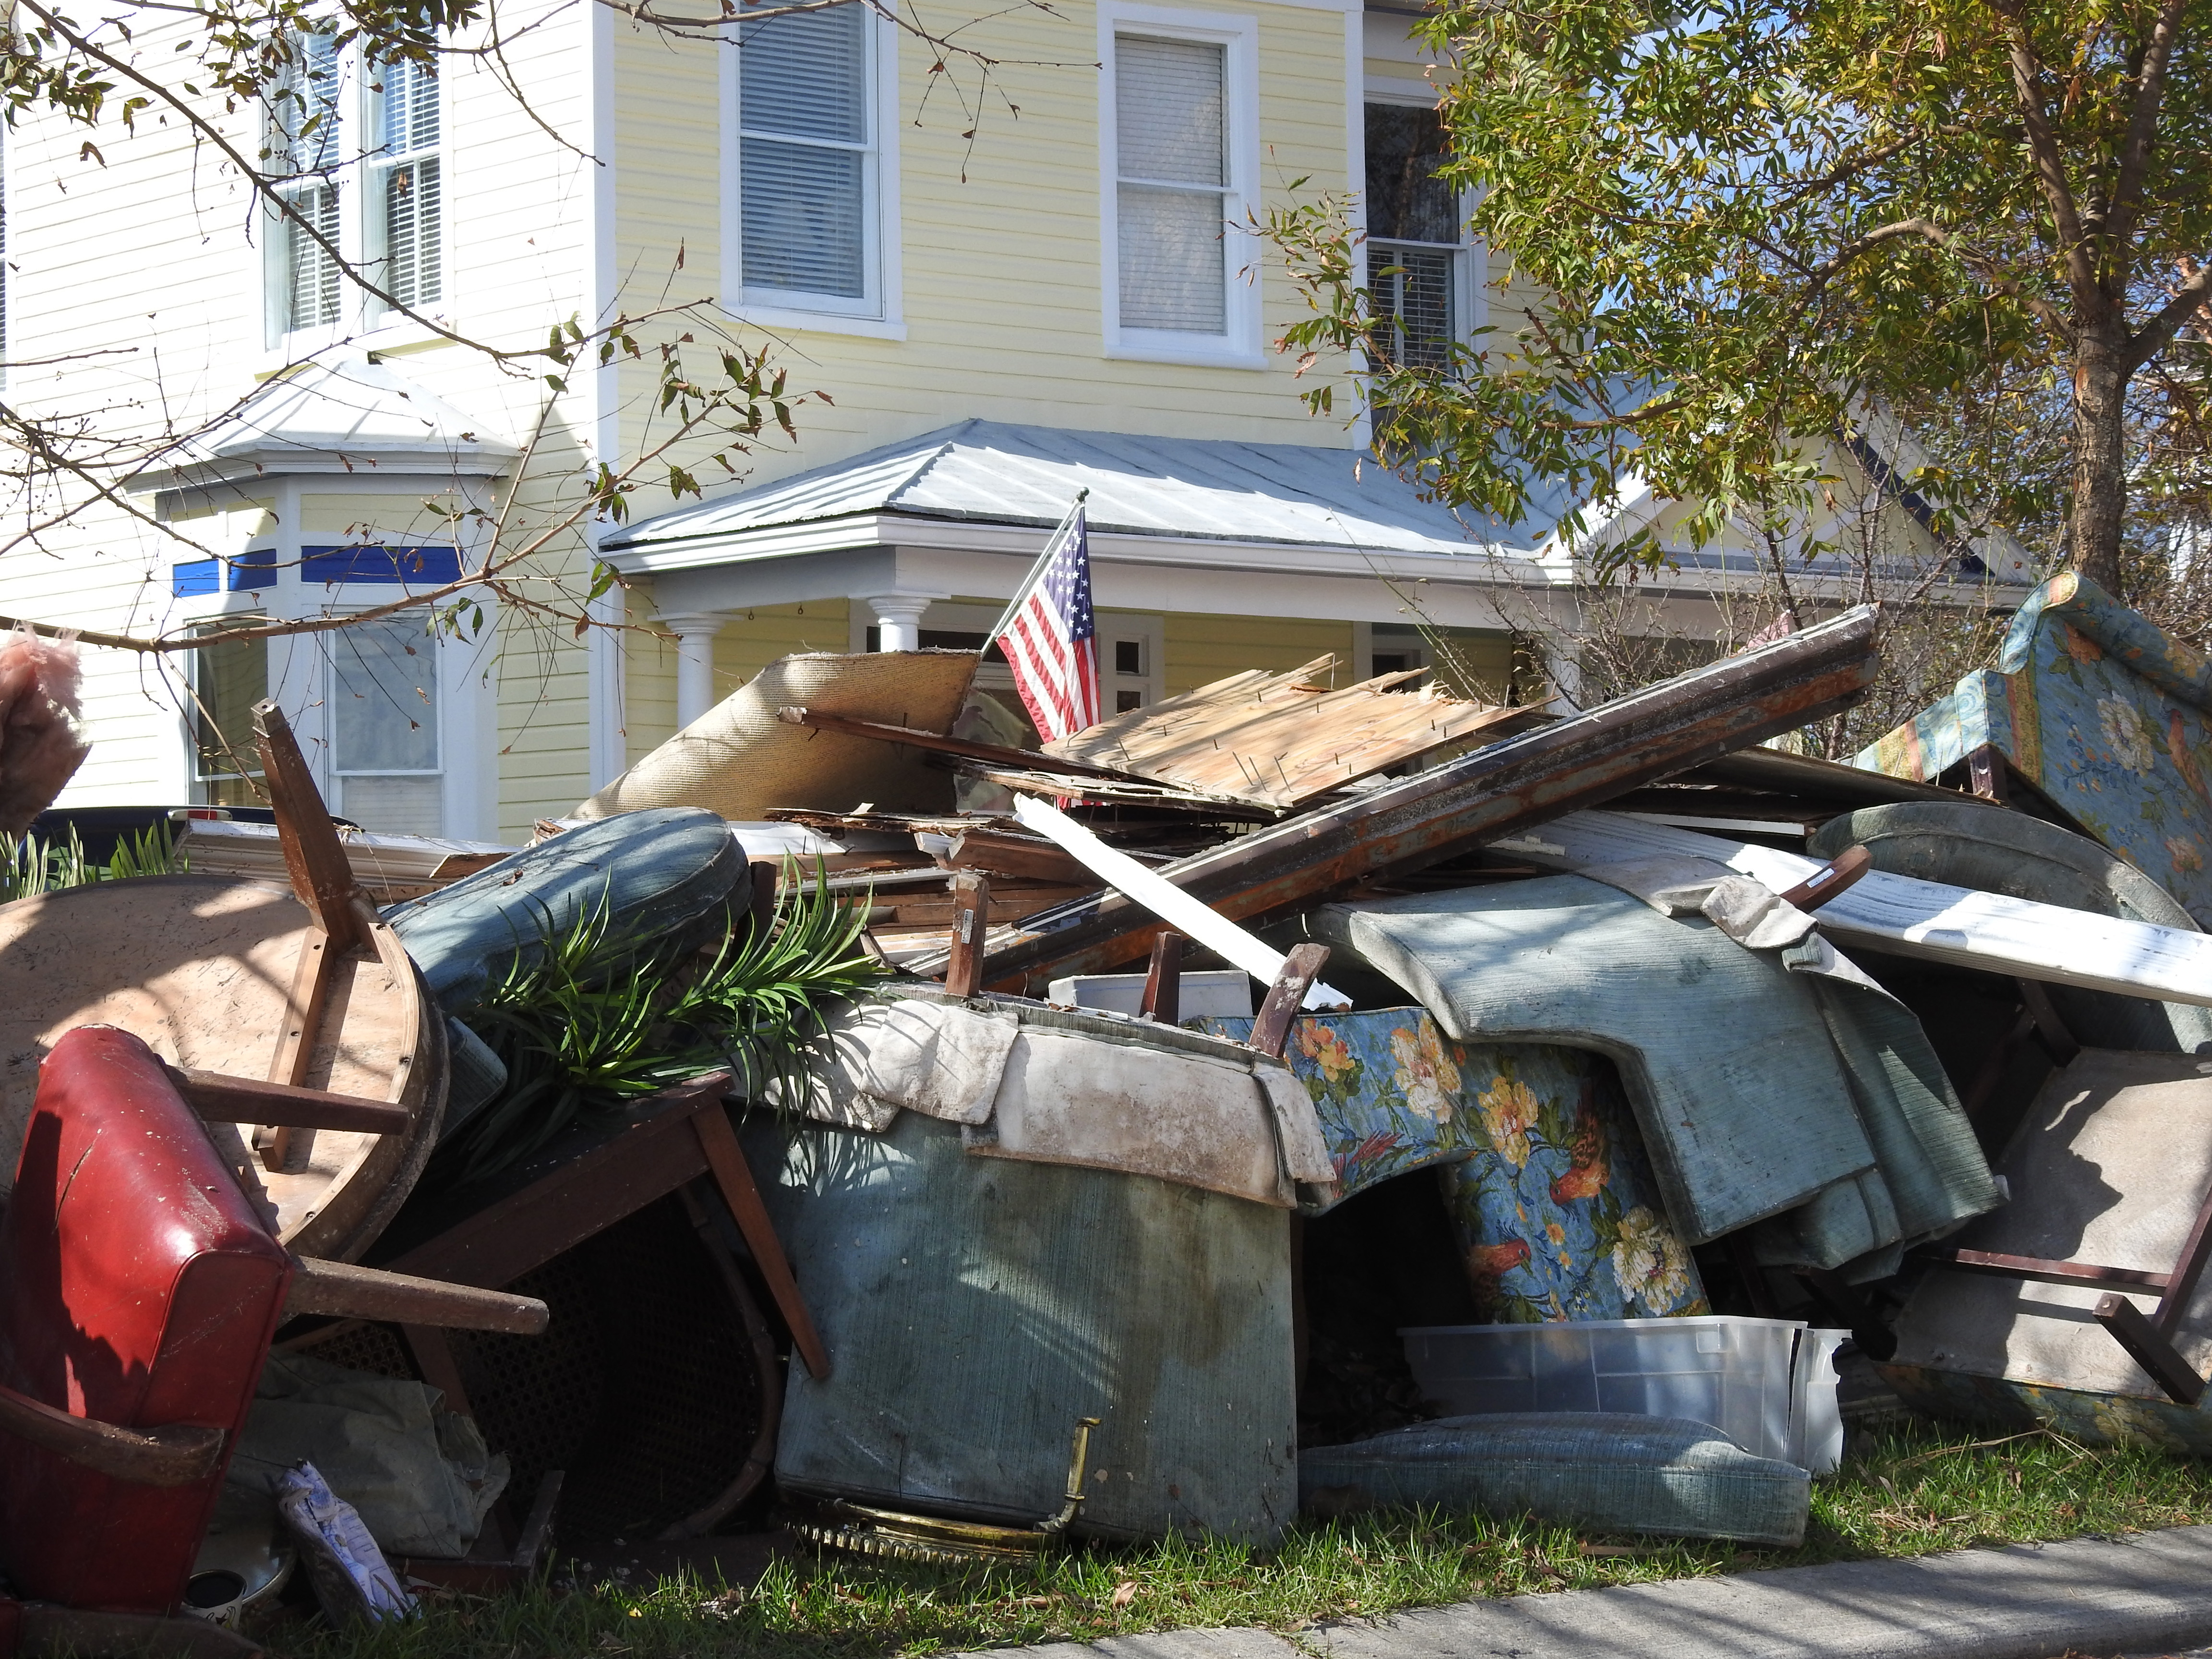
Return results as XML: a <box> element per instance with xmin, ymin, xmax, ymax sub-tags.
<box><xmin>1856</xmin><ymin>574</ymin><xmax>2212</xmax><ymax>928</ymax></box>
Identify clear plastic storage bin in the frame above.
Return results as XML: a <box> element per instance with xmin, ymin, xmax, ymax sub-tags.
<box><xmin>1402</xmin><ymin>1317</ymin><xmax>1841</xmax><ymax>1466</ymax></box>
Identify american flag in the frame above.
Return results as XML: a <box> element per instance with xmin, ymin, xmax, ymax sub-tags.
<box><xmin>993</xmin><ymin>496</ymin><xmax>1100</xmax><ymax>741</ymax></box>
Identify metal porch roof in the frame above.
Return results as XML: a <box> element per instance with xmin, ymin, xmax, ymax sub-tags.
<box><xmin>605</xmin><ymin>420</ymin><xmax>1557</xmax><ymax>558</ymax></box>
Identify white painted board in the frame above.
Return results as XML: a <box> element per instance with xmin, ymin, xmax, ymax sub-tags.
<box><xmin>1491</xmin><ymin>810</ymin><xmax>2212</xmax><ymax>1010</ymax></box>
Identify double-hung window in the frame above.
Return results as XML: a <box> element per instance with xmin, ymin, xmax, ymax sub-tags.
<box><xmin>265</xmin><ymin>37</ymin><xmax>445</xmax><ymax>343</ymax></box>
<box><xmin>274</xmin><ymin>35</ymin><xmax>344</xmax><ymax>334</ymax></box>
<box><xmin>371</xmin><ymin>58</ymin><xmax>443</xmax><ymax>309</ymax></box>
<box><xmin>1102</xmin><ymin>9</ymin><xmax>1258</xmax><ymax>363</ymax></box>
<box><xmin>329</xmin><ymin>613</ymin><xmax>443</xmax><ymax>833</ymax></box>
<box><xmin>1364</xmin><ymin>103</ymin><xmax>1464</xmax><ymax>370</ymax></box>
<box><xmin>731</xmin><ymin>4</ymin><xmax>884</xmax><ymax>317</ymax></box>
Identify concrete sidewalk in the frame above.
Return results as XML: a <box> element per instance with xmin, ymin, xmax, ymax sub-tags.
<box><xmin>959</xmin><ymin>1526</ymin><xmax>2212</xmax><ymax>1659</ymax></box>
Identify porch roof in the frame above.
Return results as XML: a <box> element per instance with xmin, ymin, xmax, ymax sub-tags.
<box><xmin>605</xmin><ymin>420</ymin><xmax>1560</xmax><ymax>563</ymax></box>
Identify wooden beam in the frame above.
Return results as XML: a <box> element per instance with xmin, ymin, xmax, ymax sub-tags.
<box><xmin>1922</xmin><ymin>1247</ymin><xmax>2169</xmax><ymax>1292</ymax></box>
<box><xmin>776</xmin><ymin>706</ymin><xmax>1137</xmax><ymax>780</ymax></box>
<box><xmin>1250</xmin><ymin>944</ymin><xmax>1331</xmax><ymax>1059</ymax></box>
<box><xmin>252</xmin><ymin>700</ymin><xmax>366</xmax><ymax>951</ymax></box>
<box><xmin>944</xmin><ymin>872</ymin><xmax>989</xmax><ymax>999</ymax></box>
<box><xmin>946</xmin><ymin>606</ymin><xmax>1881</xmax><ymax>991</ymax></box>
<box><xmin>2095</xmin><ymin>1292</ymin><xmax>2206</xmax><ymax>1405</ymax></box>
<box><xmin>689</xmin><ymin>1101</ymin><xmax>833</xmax><ymax>1381</ymax></box>
<box><xmin>171</xmin><ymin>1066</ymin><xmax>411</xmax><ymax>1135</ymax></box>
<box><xmin>1140</xmin><ymin>931</ymin><xmax>1183</xmax><ymax>1024</ymax></box>
<box><xmin>285</xmin><ymin>1257</ymin><xmax>551</xmax><ymax>1334</ymax></box>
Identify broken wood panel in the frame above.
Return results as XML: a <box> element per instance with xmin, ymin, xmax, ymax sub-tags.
<box><xmin>941</xmin><ymin>606</ymin><xmax>1881</xmax><ymax>994</ymax></box>
<box><xmin>1502</xmin><ymin>810</ymin><xmax>2212</xmax><ymax>1010</ymax></box>
<box><xmin>1043</xmin><ymin>653</ymin><xmax>1526</xmax><ymax>810</ymax></box>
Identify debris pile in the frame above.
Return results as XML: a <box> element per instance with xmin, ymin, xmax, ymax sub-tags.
<box><xmin>13</xmin><ymin>572</ymin><xmax>2212</xmax><ymax>1639</ymax></box>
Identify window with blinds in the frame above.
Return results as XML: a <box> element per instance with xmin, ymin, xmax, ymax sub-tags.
<box><xmin>275</xmin><ymin>35</ymin><xmax>344</xmax><ymax>334</ymax></box>
<box><xmin>1115</xmin><ymin>35</ymin><xmax>1229</xmax><ymax>335</ymax></box>
<box><xmin>736</xmin><ymin>5</ymin><xmax>872</xmax><ymax>303</ymax></box>
<box><xmin>1365</xmin><ymin>103</ymin><xmax>1461</xmax><ymax>370</ymax></box>
<box><xmin>371</xmin><ymin>57</ymin><xmax>442</xmax><ymax>309</ymax></box>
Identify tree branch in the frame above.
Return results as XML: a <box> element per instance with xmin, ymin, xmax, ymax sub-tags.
<box><xmin>1983</xmin><ymin>0</ymin><xmax>2094</xmax><ymax>298</ymax></box>
<box><xmin>2126</xmin><ymin>255</ymin><xmax>2212</xmax><ymax>374</ymax></box>
<box><xmin>2108</xmin><ymin>0</ymin><xmax>2188</xmax><ymax>252</ymax></box>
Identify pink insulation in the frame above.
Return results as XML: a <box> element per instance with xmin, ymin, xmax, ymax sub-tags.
<box><xmin>0</xmin><ymin>629</ymin><xmax>90</xmax><ymax>835</ymax></box>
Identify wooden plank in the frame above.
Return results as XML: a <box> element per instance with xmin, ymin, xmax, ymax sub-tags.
<box><xmin>2095</xmin><ymin>1292</ymin><xmax>2206</xmax><ymax>1404</ymax></box>
<box><xmin>1921</xmin><ymin>1247</ymin><xmax>2170</xmax><ymax>1292</ymax></box>
<box><xmin>381</xmin><ymin>1089</ymin><xmax>725</xmax><ymax>1290</ymax></box>
<box><xmin>1009</xmin><ymin>795</ymin><xmax>1350</xmax><ymax>1009</ymax></box>
<box><xmin>252</xmin><ymin>700</ymin><xmax>365</xmax><ymax>951</ymax></box>
<box><xmin>944</xmin><ymin>829</ymin><xmax>1099</xmax><ymax>887</ymax></box>
<box><xmin>1250</xmin><ymin>945</ymin><xmax>1331</xmax><ymax>1058</ymax></box>
<box><xmin>1140</xmin><ymin>931</ymin><xmax>1183</xmax><ymax>1024</ymax></box>
<box><xmin>688</xmin><ymin>1100</ymin><xmax>832</xmax><ymax>1381</ymax></box>
<box><xmin>1042</xmin><ymin>654</ymin><xmax>1528</xmax><ymax>810</ymax></box>
<box><xmin>285</xmin><ymin>1257</ymin><xmax>550</xmax><ymax>1334</ymax></box>
<box><xmin>943</xmin><ymin>872</ymin><xmax>989</xmax><ymax>998</ymax></box>
<box><xmin>172</xmin><ymin>1066</ymin><xmax>411</xmax><ymax>1134</ymax></box>
<box><xmin>1498</xmin><ymin>809</ymin><xmax>2212</xmax><ymax>1010</ymax></box>
<box><xmin>952</xmin><ymin>605</ymin><xmax>1881</xmax><ymax>993</ymax></box>
<box><xmin>1779</xmin><ymin>844</ymin><xmax>1871</xmax><ymax>911</ymax></box>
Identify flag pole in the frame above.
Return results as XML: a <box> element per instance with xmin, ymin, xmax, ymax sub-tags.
<box><xmin>988</xmin><ymin>488</ymin><xmax>1090</xmax><ymax>643</ymax></box>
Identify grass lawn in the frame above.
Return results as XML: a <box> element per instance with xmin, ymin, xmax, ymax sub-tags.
<box><xmin>264</xmin><ymin>1422</ymin><xmax>2212</xmax><ymax>1659</ymax></box>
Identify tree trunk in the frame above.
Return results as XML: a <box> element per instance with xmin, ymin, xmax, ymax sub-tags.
<box><xmin>2068</xmin><ymin>313</ymin><xmax>2130</xmax><ymax>593</ymax></box>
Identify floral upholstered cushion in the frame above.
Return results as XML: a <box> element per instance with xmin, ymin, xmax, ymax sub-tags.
<box><xmin>1198</xmin><ymin>1009</ymin><xmax>1707</xmax><ymax>1322</ymax></box>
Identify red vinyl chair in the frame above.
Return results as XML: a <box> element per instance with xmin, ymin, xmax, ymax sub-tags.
<box><xmin>0</xmin><ymin>1026</ymin><xmax>549</xmax><ymax>1617</ymax></box>
<box><xmin>0</xmin><ymin>1025</ymin><xmax>290</xmax><ymax>1611</ymax></box>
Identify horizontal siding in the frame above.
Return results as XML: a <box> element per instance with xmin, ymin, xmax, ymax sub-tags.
<box><xmin>2</xmin><ymin>0</ymin><xmax>605</xmax><ymax>826</ymax></box>
<box><xmin>610</xmin><ymin>0</ymin><xmax>1361</xmax><ymax>494</ymax></box>
<box><xmin>1163</xmin><ymin>612</ymin><xmax>1356</xmax><ymax>695</ymax></box>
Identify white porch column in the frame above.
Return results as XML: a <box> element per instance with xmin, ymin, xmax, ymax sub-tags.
<box><xmin>861</xmin><ymin>591</ymin><xmax>943</xmax><ymax>652</ymax></box>
<box><xmin>657</xmin><ymin>611</ymin><xmax>727</xmax><ymax>726</ymax></box>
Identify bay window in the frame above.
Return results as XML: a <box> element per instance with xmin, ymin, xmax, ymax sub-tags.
<box><xmin>266</xmin><ymin>37</ymin><xmax>445</xmax><ymax>343</ymax></box>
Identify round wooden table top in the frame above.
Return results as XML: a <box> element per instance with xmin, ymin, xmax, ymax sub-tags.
<box><xmin>0</xmin><ymin>875</ymin><xmax>445</xmax><ymax>1261</ymax></box>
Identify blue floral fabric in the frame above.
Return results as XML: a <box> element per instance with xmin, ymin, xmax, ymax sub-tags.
<box><xmin>1858</xmin><ymin>574</ymin><xmax>2212</xmax><ymax>927</ymax></box>
<box><xmin>1198</xmin><ymin>1009</ymin><xmax>1707</xmax><ymax>1322</ymax></box>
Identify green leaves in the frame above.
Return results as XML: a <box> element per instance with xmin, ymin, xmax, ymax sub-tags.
<box><xmin>1269</xmin><ymin>0</ymin><xmax>2212</xmax><ymax>582</ymax></box>
<box><xmin>432</xmin><ymin>864</ymin><xmax>885</xmax><ymax>1188</ymax></box>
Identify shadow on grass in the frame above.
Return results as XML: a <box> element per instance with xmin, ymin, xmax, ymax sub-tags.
<box><xmin>254</xmin><ymin>1422</ymin><xmax>2212</xmax><ymax>1659</ymax></box>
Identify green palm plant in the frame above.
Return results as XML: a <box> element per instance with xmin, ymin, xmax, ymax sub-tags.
<box><xmin>433</xmin><ymin>862</ymin><xmax>884</xmax><ymax>1187</ymax></box>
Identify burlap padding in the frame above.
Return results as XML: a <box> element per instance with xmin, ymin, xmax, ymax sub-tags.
<box><xmin>577</xmin><ymin>650</ymin><xmax>978</xmax><ymax>821</ymax></box>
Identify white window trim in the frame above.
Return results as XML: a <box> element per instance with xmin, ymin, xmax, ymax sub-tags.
<box><xmin>172</xmin><ymin>479</ymin><xmax>499</xmax><ymax>840</ymax></box>
<box><xmin>1360</xmin><ymin>85</ymin><xmax>1487</xmax><ymax>352</ymax></box>
<box><xmin>1098</xmin><ymin>2</ymin><xmax>1264</xmax><ymax>369</ymax></box>
<box><xmin>719</xmin><ymin>5</ymin><xmax>904</xmax><ymax>336</ymax></box>
<box><xmin>262</xmin><ymin>43</ymin><xmax>451</xmax><ymax>356</ymax></box>
<box><xmin>1099</xmin><ymin>612</ymin><xmax>1165</xmax><ymax>708</ymax></box>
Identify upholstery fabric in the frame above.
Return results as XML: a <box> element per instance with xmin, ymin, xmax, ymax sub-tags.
<box><xmin>1857</xmin><ymin>573</ymin><xmax>2212</xmax><ymax>929</ymax></box>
